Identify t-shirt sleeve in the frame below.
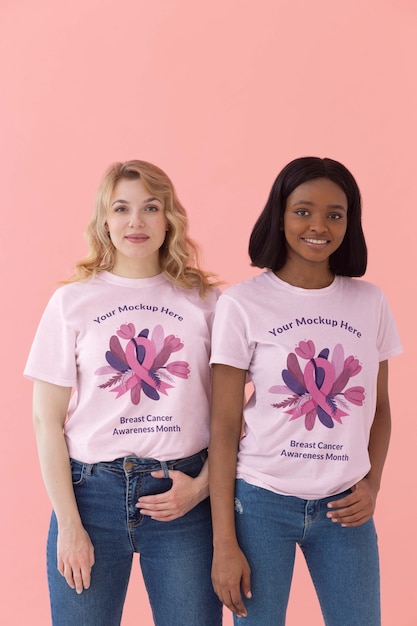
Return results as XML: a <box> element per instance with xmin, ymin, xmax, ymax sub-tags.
<box><xmin>206</xmin><ymin>286</ymin><xmax>221</xmax><ymax>334</ymax></box>
<box><xmin>24</xmin><ymin>290</ymin><xmax>77</xmax><ymax>387</ymax></box>
<box><xmin>377</xmin><ymin>291</ymin><xmax>402</xmax><ymax>361</ymax></box>
<box><xmin>210</xmin><ymin>293</ymin><xmax>253</xmax><ymax>370</ymax></box>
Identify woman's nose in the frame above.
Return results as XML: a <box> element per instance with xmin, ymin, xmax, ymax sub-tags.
<box><xmin>308</xmin><ymin>215</ymin><xmax>328</xmax><ymax>232</ymax></box>
<box><xmin>129</xmin><ymin>211</ymin><xmax>144</xmax><ymax>228</ymax></box>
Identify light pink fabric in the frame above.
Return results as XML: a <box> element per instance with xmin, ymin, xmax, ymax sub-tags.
<box><xmin>25</xmin><ymin>272</ymin><xmax>218</xmax><ymax>463</ymax></box>
<box><xmin>211</xmin><ymin>271</ymin><xmax>402</xmax><ymax>499</ymax></box>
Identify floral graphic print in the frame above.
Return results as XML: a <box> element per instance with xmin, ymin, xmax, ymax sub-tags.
<box><xmin>269</xmin><ymin>340</ymin><xmax>365</xmax><ymax>431</ymax></box>
<box><xmin>95</xmin><ymin>323</ymin><xmax>190</xmax><ymax>405</ymax></box>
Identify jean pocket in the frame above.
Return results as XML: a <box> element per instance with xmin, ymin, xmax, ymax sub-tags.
<box><xmin>171</xmin><ymin>450</ymin><xmax>207</xmax><ymax>479</ymax></box>
<box><xmin>70</xmin><ymin>459</ymin><xmax>86</xmax><ymax>486</ymax></box>
<box><xmin>148</xmin><ymin>475</ymin><xmax>173</xmax><ymax>494</ymax></box>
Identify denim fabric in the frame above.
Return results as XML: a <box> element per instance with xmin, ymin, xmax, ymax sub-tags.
<box><xmin>47</xmin><ymin>451</ymin><xmax>222</xmax><ymax>626</ymax></box>
<box><xmin>233</xmin><ymin>479</ymin><xmax>380</xmax><ymax>626</ymax></box>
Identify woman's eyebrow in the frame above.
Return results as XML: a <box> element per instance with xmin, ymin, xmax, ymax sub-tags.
<box><xmin>111</xmin><ymin>196</ymin><xmax>162</xmax><ymax>206</ymax></box>
<box><xmin>292</xmin><ymin>200</ymin><xmax>346</xmax><ymax>211</ymax></box>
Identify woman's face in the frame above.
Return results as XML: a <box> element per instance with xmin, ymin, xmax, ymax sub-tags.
<box><xmin>106</xmin><ymin>177</ymin><xmax>168</xmax><ymax>277</ymax></box>
<box><xmin>283</xmin><ymin>177</ymin><xmax>348</xmax><ymax>271</ymax></box>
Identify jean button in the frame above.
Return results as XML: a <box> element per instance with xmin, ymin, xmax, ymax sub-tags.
<box><xmin>124</xmin><ymin>460</ymin><xmax>134</xmax><ymax>471</ymax></box>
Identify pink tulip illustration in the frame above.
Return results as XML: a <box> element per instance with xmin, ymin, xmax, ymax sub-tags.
<box><xmin>343</xmin><ymin>386</ymin><xmax>365</xmax><ymax>406</ymax></box>
<box><xmin>166</xmin><ymin>361</ymin><xmax>191</xmax><ymax>379</ymax></box>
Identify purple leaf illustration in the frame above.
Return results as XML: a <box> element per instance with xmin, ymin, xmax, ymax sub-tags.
<box><xmin>109</xmin><ymin>335</ymin><xmax>129</xmax><ymax>366</ymax></box>
<box><xmin>314</xmin><ymin>364</ymin><xmax>325</xmax><ymax>389</ymax></box>
<box><xmin>317</xmin><ymin>406</ymin><xmax>334</xmax><ymax>428</ymax></box>
<box><xmin>135</xmin><ymin>342</ymin><xmax>146</xmax><ymax>365</ymax></box>
<box><xmin>141</xmin><ymin>379</ymin><xmax>160</xmax><ymax>401</ymax></box>
<box><xmin>152</xmin><ymin>344</ymin><xmax>173</xmax><ymax>369</ymax></box>
<box><xmin>330</xmin><ymin>369</ymin><xmax>351</xmax><ymax>395</ymax></box>
<box><xmin>282</xmin><ymin>369</ymin><xmax>307</xmax><ymax>395</ymax></box>
<box><xmin>105</xmin><ymin>350</ymin><xmax>129</xmax><ymax>372</ymax></box>
<box><xmin>286</xmin><ymin>353</ymin><xmax>305</xmax><ymax>388</ymax></box>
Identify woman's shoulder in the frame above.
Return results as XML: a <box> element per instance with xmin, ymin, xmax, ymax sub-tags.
<box><xmin>220</xmin><ymin>271</ymin><xmax>273</xmax><ymax>300</ymax></box>
<box><xmin>49</xmin><ymin>275</ymin><xmax>100</xmax><ymax>296</ymax></box>
<box><xmin>172</xmin><ymin>282</ymin><xmax>221</xmax><ymax>312</ymax></box>
<box><xmin>337</xmin><ymin>276</ymin><xmax>384</xmax><ymax>298</ymax></box>
<box><xmin>40</xmin><ymin>276</ymin><xmax>109</xmax><ymax>315</ymax></box>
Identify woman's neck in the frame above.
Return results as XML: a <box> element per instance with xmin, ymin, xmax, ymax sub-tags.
<box><xmin>111</xmin><ymin>258</ymin><xmax>162</xmax><ymax>279</ymax></box>
<box><xmin>275</xmin><ymin>263</ymin><xmax>335</xmax><ymax>289</ymax></box>
<box><xmin>110</xmin><ymin>255</ymin><xmax>161</xmax><ymax>278</ymax></box>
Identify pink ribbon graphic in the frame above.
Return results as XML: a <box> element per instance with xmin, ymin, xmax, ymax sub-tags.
<box><xmin>287</xmin><ymin>357</ymin><xmax>347</xmax><ymax>424</ymax></box>
<box><xmin>111</xmin><ymin>337</ymin><xmax>173</xmax><ymax>399</ymax></box>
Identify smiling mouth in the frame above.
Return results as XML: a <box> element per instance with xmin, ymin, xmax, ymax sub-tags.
<box><xmin>302</xmin><ymin>238</ymin><xmax>329</xmax><ymax>245</ymax></box>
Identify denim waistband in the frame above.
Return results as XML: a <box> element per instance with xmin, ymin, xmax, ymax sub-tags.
<box><xmin>71</xmin><ymin>448</ymin><xmax>208</xmax><ymax>478</ymax></box>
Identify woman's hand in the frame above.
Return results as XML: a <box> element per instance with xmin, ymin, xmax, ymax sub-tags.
<box><xmin>136</xmin><ymin>468</ymin><xmax>208</xmax><ymax>521</ymax></box>
<box><xmin>57</xmin><ymin>523</ymin><xmax>95</xmax><ymax>593</ymax></box>
<box><xmin>326</xmin><ymin>478</ymin><xmax>378</xmax><ymax>527</ymax></box>
<box><xmin>211</xmin><ymin>543</ymin><xmax>252</xmax><ymax>618</ymax></box>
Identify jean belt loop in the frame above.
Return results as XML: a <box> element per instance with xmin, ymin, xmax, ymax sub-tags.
<box><xmin>85</xmin><ymin>463</ymin><xmax>94</xmax><ymax>476</ymax></box>
<box><xmin>160</xmin><ymin>460</ymin><xmax>170</xmax><ymax>479</ymax></box>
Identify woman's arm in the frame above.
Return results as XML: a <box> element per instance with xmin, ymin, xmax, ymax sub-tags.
<box><xmin>327</xmin><ymin>360</ymin><xmax>391</xmax><ymax>527</ymax></box>
<box><xmin>209</xmin><ymin>364</ymin><xmax>251</xmax><ymax>618</ymax></box>
<box><xmin>33</xmin><ymin>380</ymin><xmax>95</xmax><ymax>593</ymax></box>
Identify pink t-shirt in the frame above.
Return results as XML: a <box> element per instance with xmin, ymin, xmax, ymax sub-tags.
<box><xmin>25</xmin><ymin>272</ymin><xmax>218</xmax><ymax>463</ymax></box>
<box><xmin>210</xmin><ymin>271</ymin><xmax>402</xmax><ymax>499</ymax></box>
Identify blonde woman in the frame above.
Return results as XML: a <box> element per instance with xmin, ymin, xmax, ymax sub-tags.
<box><xmin>25</xmin><ymin>161</ymin><xmax>222</xmax><ymax>626</ymax></box>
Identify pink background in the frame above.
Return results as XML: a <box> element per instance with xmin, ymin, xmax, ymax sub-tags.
<box><xmin>1</xmin><ymin>0</ymin><xmax>416</xmax><ymax>624</ymax></box>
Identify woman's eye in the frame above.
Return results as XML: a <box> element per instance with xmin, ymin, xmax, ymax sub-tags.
<box><xmin>295</xmin><ymin>209</ymin><xmax>309</xmax><ymax>216</ymax></box>
<box><xmin>114</xmin><ymin>205</ymin><xmax>127</xmax><ymax>212</ymax></box>
<box><xmin>329</xmin><ymin>213</ymin><xmax>343</xmax><ymax>220</ymax></box>
<box><xmin>145</xmin><ymin>205</ymin><xmax>159</xmax><ymax>212</ymax></box>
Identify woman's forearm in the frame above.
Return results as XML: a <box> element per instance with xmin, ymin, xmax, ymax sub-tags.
<box><xmin>33</xmin><ymin>380</ymin><xmax>82</xmax><ymax>528</ymax></box>
<box><xmin>33</xmin><ymin>380</ymin><xmax>95</xmax><ymax>592</ymax></box>
<box><xmin>209</xmin><ymin>364</ymin><xmax>246</xmax><ymax>547</ymax></box>
<box><xmin>366</xmin><ymin>360</ymin><xmax>391</xmax><ymax>492</ymax></box>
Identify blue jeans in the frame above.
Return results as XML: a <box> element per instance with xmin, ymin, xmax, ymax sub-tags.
<box><xmin>233</xmin><ymin>479</ymin><xmax>380</xmax><ymax>626</ymax></box>
<box><xmin>47</xmin><ymin>450</ymin><xmax>222</xmax><ymax>626</ymax></box>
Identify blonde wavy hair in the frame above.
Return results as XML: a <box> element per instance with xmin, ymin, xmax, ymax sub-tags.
<box><xmin>68</xmin><ymin>160</ymin><xmax>217</xmax><ymax>294</ymax></box>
